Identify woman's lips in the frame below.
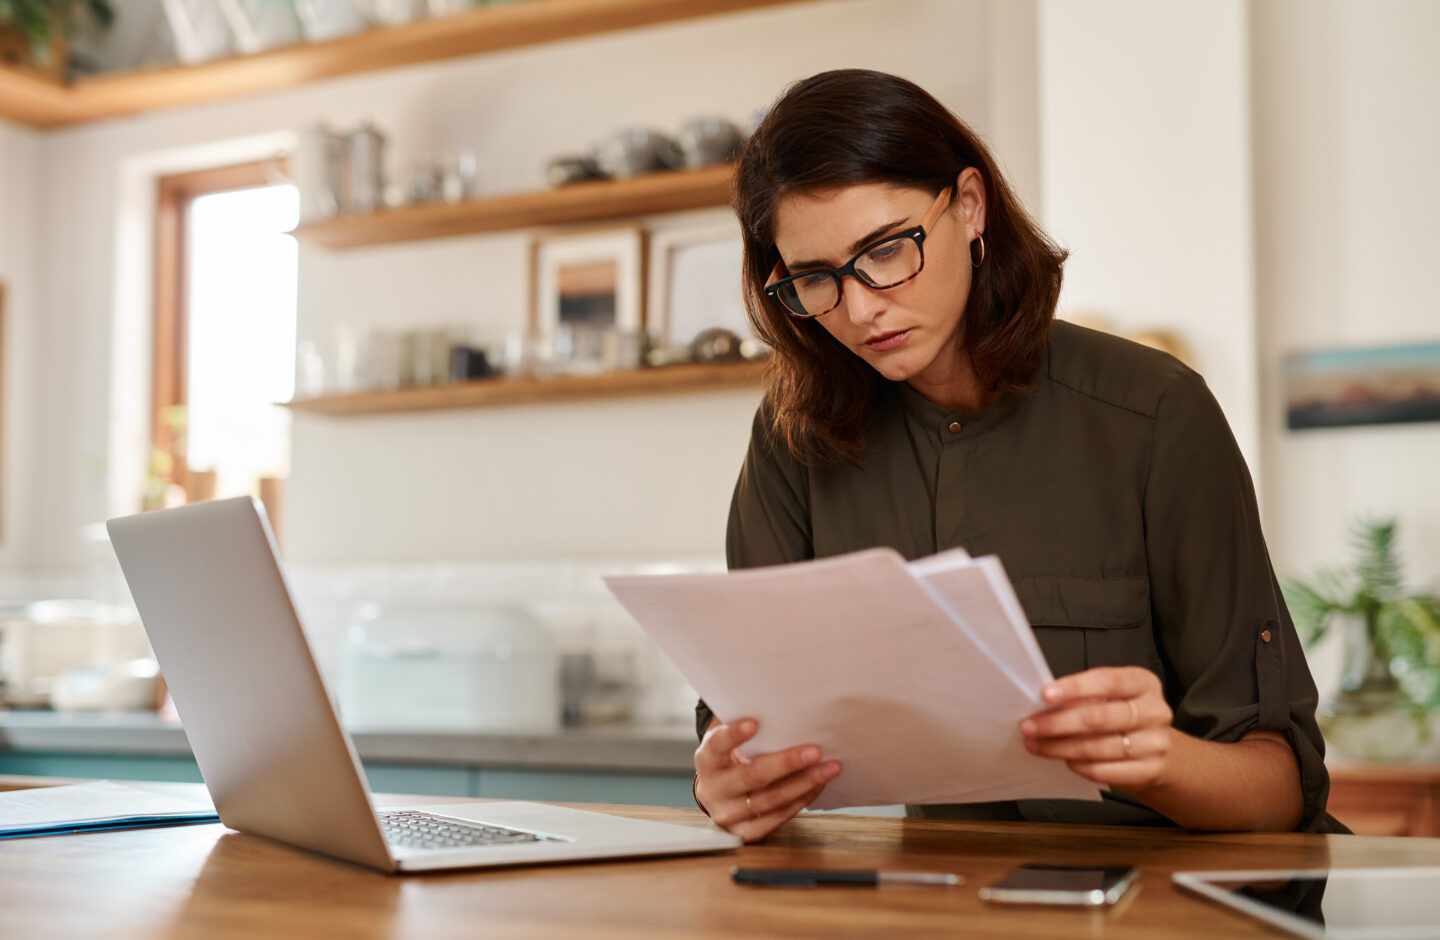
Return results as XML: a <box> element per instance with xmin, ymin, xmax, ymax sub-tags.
<box><xmin>864</xmin><ymin>328</ymin><xmax>911</xmax><ymax>351</ymax></box>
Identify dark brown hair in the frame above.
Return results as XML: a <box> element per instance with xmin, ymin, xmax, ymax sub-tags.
<box><xmin>734</xmin><ymin>69</ymin><xmax>1067</xmax><ymax>467</ymax></box>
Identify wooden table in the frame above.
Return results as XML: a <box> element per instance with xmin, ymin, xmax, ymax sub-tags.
<box><xmin>3</xmin><ymin>779</ymin><xmax>1440</xmax><ymax>938</ymax></box>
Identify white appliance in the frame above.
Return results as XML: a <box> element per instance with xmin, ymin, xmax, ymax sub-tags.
<box><xmin>0</xmin><ymin>600</ymin><xmax>153</xmax><ymax>708</ymax></box>
<box><xmin>338</xmin><ymin>604</ymin><xmax>559</xmax><ymax>731</ymax></box>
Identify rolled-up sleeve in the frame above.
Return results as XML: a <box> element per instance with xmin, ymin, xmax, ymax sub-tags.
<box><xmin>695</xmin><ymin>401</ymin><xmax>814</xmax><ymax>739</ymax></box>
<box><xmin>1143</xmin><ymin>369</ymin><xmax>1334</xmax><ymax>832</ymax></box>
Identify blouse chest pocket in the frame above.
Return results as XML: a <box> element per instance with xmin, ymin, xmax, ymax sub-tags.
<box><xmin>1012</xmin><ymin>576</ymin><xmax>1158</xmax><ymax>680</ymax></box>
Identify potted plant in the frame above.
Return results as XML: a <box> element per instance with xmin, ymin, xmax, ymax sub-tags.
<box><xmin>0</xmin><ymin>0</ymin><xmax>114</xmax><ymax>80</ymax></box>
<box><xmin>1284</xmin><ymin>518</ymin><xmax>1440</xmax><ymax>761</ymax></box>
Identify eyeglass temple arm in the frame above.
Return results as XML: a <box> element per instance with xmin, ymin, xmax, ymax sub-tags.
<box><xmin>920</xmin><ymin>186</ymin><xmax>955</xmax><ymax>233</ymax></box>
<box><xmin>763</xmin><ymin>260</ymin><xmax>788</xmax><ymax>290</ymax></box>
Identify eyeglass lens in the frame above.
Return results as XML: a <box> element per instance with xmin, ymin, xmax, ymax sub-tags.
<box><xmin>775</xmin><ymin>235</ymin><xmax>923</xmax><ymax>317</ymax></box>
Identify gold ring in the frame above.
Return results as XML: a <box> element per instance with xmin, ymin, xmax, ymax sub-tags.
<box><xmin>746</xmin><ymin>794</ymin><xmax>757</xmax><ymax>818</ymax></box>
<box><xmin>1121</xmin><ymin>734</ymin><xmax>1133</xmax><ymax>758</ymax></box>
<box><xmin>1127</xmin><ymin>699</ymin><xmax>1140</xmax><ymax>731</ymax></box>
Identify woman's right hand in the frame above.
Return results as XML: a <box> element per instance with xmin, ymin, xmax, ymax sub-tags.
<box><xmin>693</xmin><ymin>717</ymin><xmax>842</xmax><ymax>842</ymax></box>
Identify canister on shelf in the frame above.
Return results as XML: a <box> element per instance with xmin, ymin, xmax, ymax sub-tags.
<box><xmin>346</xmin><ymin>122</ymin><xmax>387</xmax><ymax>214</ymax></box>
<box><xmin>296</xmin><ymin>122</ymin><xmax>347</xmax><ymax>220</ymax></box>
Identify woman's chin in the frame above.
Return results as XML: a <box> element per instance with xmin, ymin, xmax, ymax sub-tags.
<box><xmin>861</xmin><ymin>353</ymin><xmax>920</xmax><ymax>383</ymax></box>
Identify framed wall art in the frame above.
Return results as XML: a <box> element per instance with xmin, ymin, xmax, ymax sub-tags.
<box><xmin>647</xmin><ymin>221</ymin><xmax>750</xmax><ymax>348</ymax></box>
<box><xmin>530</xmin><ymin>226</ymin><xmax>646</xmax><ymax>365</ymax></box>
<box><xmin>1284</xmin><ymin>341</ymin><xmax>1440</xmax><ymax>430</ymax></box>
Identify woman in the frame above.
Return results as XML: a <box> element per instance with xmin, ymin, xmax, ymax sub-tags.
<box><xmin>692</xmin><ymin>69</ymin><xmax>1340</xmax><ymax>842</ymax></box>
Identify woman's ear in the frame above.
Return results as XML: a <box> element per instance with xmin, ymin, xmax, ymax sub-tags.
<box><xmin>953</xmin><ymin>167</ymin><xmax>987</xmax><ymax>237</ymax></box>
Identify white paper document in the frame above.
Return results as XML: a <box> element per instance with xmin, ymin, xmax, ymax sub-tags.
<box><xmin>0</xmin><ymin>780</ymin><xmax>218</xmax><ymax>837</ymax></box>
<box><xmin>606</xmin><ymin>548</ymin><xmax>1102</xmax><ymax>810</ymax></box>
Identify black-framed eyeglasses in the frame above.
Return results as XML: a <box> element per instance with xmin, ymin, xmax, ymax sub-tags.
<box><xmin>763</xmin><ymin>187</ymin><xmax>953</xmax><ymax>319</ymax></box>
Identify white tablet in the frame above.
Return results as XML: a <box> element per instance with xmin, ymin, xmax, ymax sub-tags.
<box><xmin>1174</xmin><ymin>867</ymin><xmax>1440</xmax><ymax>939</ymax></box>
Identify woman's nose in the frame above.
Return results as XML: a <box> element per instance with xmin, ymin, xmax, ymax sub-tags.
<box><xmin>839</xmin><ymin>275</ymin><xmax>885</xmax><ymax>326</ymax></box>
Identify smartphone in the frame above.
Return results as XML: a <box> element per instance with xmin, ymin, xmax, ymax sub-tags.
<box><xmin>978</xmin><ymin>864</ymin><xmax>1139</xmax><ymax>907</ymax></box>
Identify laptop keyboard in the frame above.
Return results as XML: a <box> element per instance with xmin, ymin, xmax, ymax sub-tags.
<box><xmin>379</xmin><ymin>811</ymin><xmax>547</xmax><ymax>851</ymax></box>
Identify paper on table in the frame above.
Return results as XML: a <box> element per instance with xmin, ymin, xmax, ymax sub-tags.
<box><xmin>606</xmin><ymin>548</ymin><xmax>1101</xmax><ymax>809</ymax></box>
<box><xmin>0</xmin><ymin>780</ymin><xmax>218</xmax><ymax>837</ymax></box>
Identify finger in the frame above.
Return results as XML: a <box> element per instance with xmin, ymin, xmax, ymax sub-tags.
<box><xmin>694</xmin><ymin>718</ymin><xmax>759</xmax><ymax>771</ymax></box>
<box><xmin>721</xmin><ymin>742</ymin><xmax>826</xmax><ymax>796</ymax></box>
<box><xmin>1065</xmin><ymin>756</ymin><xmax>1167</xmax><ymax>791</ymax></box>
<box><xmin>733</xmin><ymin>783</ymin><xmax>826</xmax><ymax>844</ymax></box>
<box><xmin>728</xmin><ymin>760</ymin><xmax>841</xmax><ymax>823</ymax></box>
<box><xmin>1040</xmin><ymin>666</ymin><xmax>1159</xmax><ymax>705</ymax></box>
<box><xmin>1025</xmin><ymin>727</ymin><xmax>1164</xmax><ymax>763</ymax></box>
<box><xmin>1023</xmin><ymin>697</ymin><xmax>1170</xmax><ymax>739</ymax></box>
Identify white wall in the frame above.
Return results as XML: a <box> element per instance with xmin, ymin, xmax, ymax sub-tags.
<box><xmin>19</xmin><ymin>0</ymin><xmax>998</xmax><ymax>572</ymax></box>
<box><xmin>14</xmin><ymin>0</ymin><xmax>1435</xmax><ymax>589</ymax></box>
<box><xmin>1036</xmin><ymin>0</ymin><xmax>1260</xmax><ymax>469</ymax></box>
<box><xmin>1252</xmin><ymin>0</ymin><xmax>1440</xmax><ymax>585</ymax></box>
<box><xmin>0</xmin><ymin>122</ymin><xmax>42</xmax><ymax>568</ymax></box>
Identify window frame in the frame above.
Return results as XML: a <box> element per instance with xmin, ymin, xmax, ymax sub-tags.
<box><xmin>152</xmin><ymin>159</ymin><xmax>291</xmax><ymax>499</ymax></box>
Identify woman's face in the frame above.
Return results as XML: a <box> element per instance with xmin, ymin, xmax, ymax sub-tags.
<box><xmin>771</xmin><ymin>169</ymin><xmax>985</xmax><ymax>390</ymax></box>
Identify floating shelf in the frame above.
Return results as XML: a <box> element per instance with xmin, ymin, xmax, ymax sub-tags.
<box><xmin>0</xmin><ymin>0</ymin><xmax>811</xmax><ymax>130</ymax></box>
<box><xmin>285</xmin><ymin>359</ymin><xmax>766</xmax><ymax>416</ymax></box>
<box><xmin>291</xmin><ymin>164</ymin><xmax>734</xmax><ymax>248</ymax></box>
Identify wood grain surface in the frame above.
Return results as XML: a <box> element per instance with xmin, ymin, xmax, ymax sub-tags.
<box><xmin>1</xmin><ymin>779</ymin><xmax>1437</xmax><ymax>938</ymax></box>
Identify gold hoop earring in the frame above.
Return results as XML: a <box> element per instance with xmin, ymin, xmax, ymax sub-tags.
<box><xmin>970</xmin><ymin>234</ymin><xmax>986</xmax><ymax>268</ymax></box>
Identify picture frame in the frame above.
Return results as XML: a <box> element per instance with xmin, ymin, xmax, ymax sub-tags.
<box><xmin>1284</xmin><ymin>341</ymin><xmax>1440</xmax><ymax>430</ymax></box>
<box><xmin>647</xmin><ymin>220</ymin><xmax>750</xmax><ymax>347</ymax></box>
<box><xmin>529</xmin><ymin>225</ymin><xmax>647</xmax><ymax>361</ymax></box>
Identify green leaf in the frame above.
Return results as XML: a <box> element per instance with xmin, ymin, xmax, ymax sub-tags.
<box><xmin>0</xmin><ymin>0</ymin><xmax>116</xmax><ymax>61</ymax></box>
<box><xmin>1353</xmin><ymin>517</ymin><xmax>1402</xmax><ymax>600</ymax></box>
<box><xmin>1283</xmin><ymin>580</ymin><xmax>1342</xmax><ymax>646</ymax></box>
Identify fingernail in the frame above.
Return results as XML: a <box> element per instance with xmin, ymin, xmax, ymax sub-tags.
<box><xmin>801</xmin><ymin>746</ymin><xmax>820</xmax><ymax>763</ymax></box>
<box><xmin>824</xmin><ymin>762</ymin><xmax>842</xmax><ymax>778</ymax></box>
<box><xmin>739</xmin><ymin>719</ymin><xmax>756</xmax><ymax>735</ymax></box>
<box><xmin>1042</xmin><ymin>685</ymin><xmax>1062</xmax><ymax>703</ymax></box>
<box><xmin>1020</xmin><ymin>719</ymin><xmax>1036</xmax><ymax>735</ymax></box>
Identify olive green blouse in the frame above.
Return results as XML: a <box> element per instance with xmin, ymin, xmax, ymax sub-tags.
<box><xmin>697</xmin><ymin>320</ymin><xmax>1340</xmax><ymax>832</ymax></box>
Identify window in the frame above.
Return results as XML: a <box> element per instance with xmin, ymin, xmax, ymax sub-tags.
<box><xmin>152</xmin><ymin>161</ymin><xmax>297</xmax><ymax>510</ymax></box>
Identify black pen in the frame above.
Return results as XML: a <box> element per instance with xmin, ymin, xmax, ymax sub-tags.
<box><xmin>731</xmin><ymin>867</ymin><xmax>962</xmax><ymax>887</ymax></box>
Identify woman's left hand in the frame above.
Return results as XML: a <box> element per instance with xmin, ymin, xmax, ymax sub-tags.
<box><xmin>1020</xmin><ymin>666</ymin><xmax>1173</xmax><ymax>791</ymax></box>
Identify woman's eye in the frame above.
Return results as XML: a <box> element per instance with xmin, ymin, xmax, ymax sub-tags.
<box><xmin>797</xmin><ymin>273</ymin><xmax>831</xmax><ymax>289</ymax></box>
<box><xmin>866</xmin><ymin>241</ymin><xmax>903</xmax><ymax>262</ymax></box>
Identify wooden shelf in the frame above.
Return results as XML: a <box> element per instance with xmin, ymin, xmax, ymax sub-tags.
<box><xmin>285</xmin><ymin>359</ymin><xmax>766</xmax><ymax>415</ymax></box>
<box><xmin>291</xmin><ymin>164</ymin><xmax>734</xmax><ymax>248</ymax></box>
<box><xmin>0</xmin><ymin>0</ymin><xmax>810</xmax><ymax>130</ymax></box>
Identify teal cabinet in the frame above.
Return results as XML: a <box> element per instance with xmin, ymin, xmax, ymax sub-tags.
<box><xmin>0</xmin><ymin>752</ymin><xmax>694</xmax><ymax>807</ymax></box>
<box><xmin>0</xmin><ymin>752</ymin><xmax>205</xmax><ymax>782</ymax></box>
<box><xmin>362</xmin><ymin>764</ymin><xmax>472</xmax><ymax>797</ymax></box>
<box><xmin>478</xmin><ymin>770</ymin><xmax>694</xmax><ymax>806</ymax></box>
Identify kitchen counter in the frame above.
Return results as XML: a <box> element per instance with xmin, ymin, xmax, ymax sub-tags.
<box><xmin>0</xmin><ymin>710</ymin><xmax>698</xmax><ymax>772</ymax></box>
<box><xmin>0</xmin><ymin>710</ymin><xmax>702</xmax><ymax>806</ymax></box>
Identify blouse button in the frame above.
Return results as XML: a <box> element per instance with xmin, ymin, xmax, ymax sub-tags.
<box><xmin>1260</xmin><ymin>629</ymin><xmax>1273</xmax><ymax>643</ymax></box>
<box><xmin>948</xmin><ymin>421</ymin><xmax>963</xmax><ymax>434</ymax></box>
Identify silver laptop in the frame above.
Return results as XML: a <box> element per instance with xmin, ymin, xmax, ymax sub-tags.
<box><xmin>106</xmin><ymin>496</ymin><xmax>738</xmax><ymax>873</ymax></box>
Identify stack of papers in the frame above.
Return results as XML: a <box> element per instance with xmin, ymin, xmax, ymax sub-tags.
<box><xmin>606</xmin><ymin>548</ymin><xmax>1102</xmax><ymax>810</ymax></box>
<box><xmin>0</xmin><ymin>780</ymin><xmax>219</xmax><ymax>839</ymax></box>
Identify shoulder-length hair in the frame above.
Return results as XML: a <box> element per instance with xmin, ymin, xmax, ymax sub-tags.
<box><xmin>734</xmin><ymin>68</ymin><xmax>1067</xmax><ymax>467</ymax></box>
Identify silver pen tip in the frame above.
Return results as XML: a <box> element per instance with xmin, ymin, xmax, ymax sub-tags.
<box><xmin>879</xmin><ymin>872</ymin><xmax>963</xmax><ymax>886</ymax></box>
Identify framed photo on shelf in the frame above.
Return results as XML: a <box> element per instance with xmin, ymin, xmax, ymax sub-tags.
<box><xmin>647</xmin><ymin>220</ymin><xmax>750</xmax><ymax>347</ymax></box>
<box><xmin>530</xmin><ymin>226</ymin><xmax>647</xmax><ymax>358</ymax></box>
